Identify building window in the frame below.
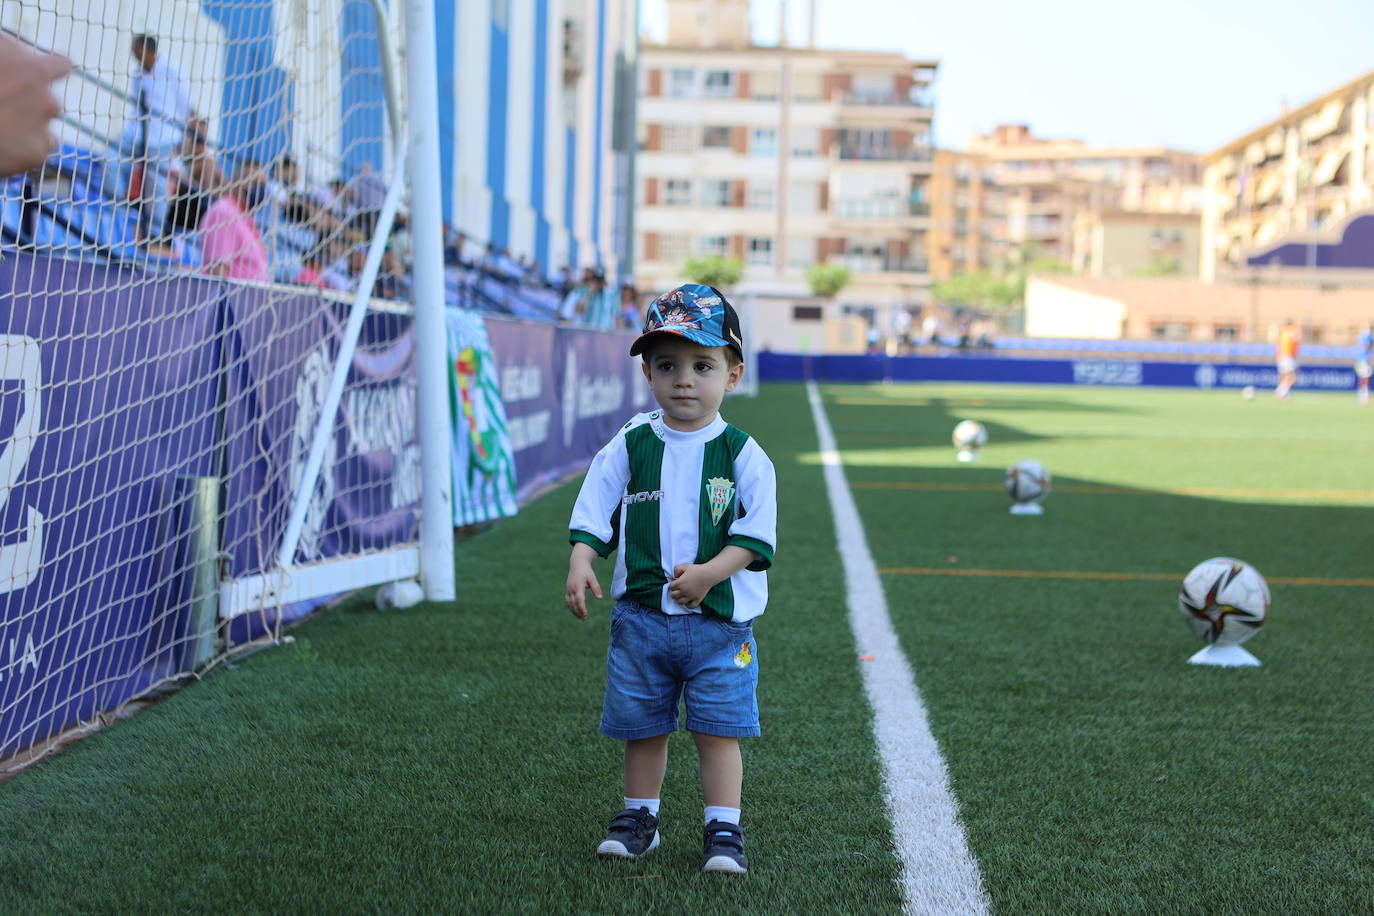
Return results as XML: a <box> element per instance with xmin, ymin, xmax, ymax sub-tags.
<box><xmin>752</xmin><ymin>69</ymin><xmax>779</xmax><ymax>101</ymax></box>
<box><xmin>791</xmin><ymin>127</ymin><xmax>819</xmax><ymax>157</ymax></box>
<box><xmin>668</xmin><ymin>68</ymin><xmax>695</xmax><ymax>98</ymax></box>
<box><xmin>1214</xmin><ymin>325</ymin><xmax>1240</xmax><ymax>341</ymax></box>
<box><xmin>701</xmin><ymin>179</ymin><xmax>732</xmax><ymax>208</ymax></box>
<box><xmin>751</xmin><ymin>128</ymin><xmax>777</xmax><ymax>156</ymax></box>
<box><xmin>747</xmin><ymin>183</ymin><xmax>775</xmax><ymax>211</ymax></box>
<box><xmin>747</xmin><ymin>237</ymin><xmax>773</xmax><ymax>265</ymax></box>
<box><xmin>789</xmin><ymin>182</ymin><xmax>818</xmax><ymax>215</ymax></box>
<box><xmin>664</xmin><ymin>178</ymin><xmax>693</xmax><ymax>206</ymax></box>
<box><xmin>662</xmin><ymin>124</ymin><xmax>696</xmax><ymax>153</ymax></box>
<box><xmin>658</xmin><ymin>233</ymin><xmax>691</xmax><ymax>264</ymax></box>
<box><xmin>787</xmin><ymin>236</ymin><xmax>815</xmax><ymax>268</ymax></box>
<box><xmin>698</xmin><ymin>235</ymin><xmax>729</xmax><ymax>256</ymax></box>
<box><xmin>702</xmin><ymin>125</ymin><xmax>733</xmax><ymax>149</ymax></box>
<box><xmin>703</xmin><ymin>69</ymin><xmax>734</xmax><ymax>98</ymax></box>
<box><xmin>792</xmin><ymin>71</ymin><xmax>821</xmax><ymax>101</ymax></box>
<box><xmin>793</xmin><ymin>305</ymin><xmax>823</xmax><ymax>321</ymax></box>
<box><xmin>1150</xmin><ymin>322</ymin><xmax>1191</xmax><ymax>340</ymax></box>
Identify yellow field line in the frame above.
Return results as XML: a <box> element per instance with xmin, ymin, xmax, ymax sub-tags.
<box><xmin>849</xmin><ymin>481</ymin><xmax>1374</xmax><ymax>500</ymax></box>
<box><xmin>877</xmin><ymin>567</ymin><xmax>1374</xmax><ymax>588</ymax></box>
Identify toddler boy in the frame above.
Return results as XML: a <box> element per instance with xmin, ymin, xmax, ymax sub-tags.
<box><xmin>565</xmin><ymin>284</ymin><xmax>776</xmax><ymax>873</ymax></box>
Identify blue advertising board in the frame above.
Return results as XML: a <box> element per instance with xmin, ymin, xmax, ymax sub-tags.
<box><xmin>758</xmin><ymin>352</ymin><xmax>1356</xmax><ymax>391</ymax></box>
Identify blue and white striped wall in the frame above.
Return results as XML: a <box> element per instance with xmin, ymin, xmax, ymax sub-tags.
<box><xmin>439</xmin><ymin>0</ymin><xmax>631</xmax><ymax>276</ymax></box>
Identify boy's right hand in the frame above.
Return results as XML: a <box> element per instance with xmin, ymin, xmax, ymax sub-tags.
<box><xmin>565</xmin><ymin>563</ymin><xmax>602</xmax><ymax>620</ymax></box>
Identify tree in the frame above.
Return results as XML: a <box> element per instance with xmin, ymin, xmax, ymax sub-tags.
<box><xmin>805</xmin><ymin>262</ymin><xmax>852</xmax><ymax>298</ymax></box>
<box><xmin>1133</xmin><ymin>257</ymin><xmax>1184</xmax><ymax>277</ymax></box>
<box><xmin>681</xmin><ymin>254</ymin><xmax>743</xmax><ymax>290</ymax></box>
<box><xmin>930</xmin><ymin>270</ymin><xmax>1017</xmax><ymax>311</ymax></box>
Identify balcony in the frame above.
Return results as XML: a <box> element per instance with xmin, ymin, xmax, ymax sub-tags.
<box><xmin>841</xmin><ymin>90</ymin><xmax>936</xmax><ymax>108</ymax></box>
<box><xmin>833</xmin><ymin>198</ymin><xmax>933</xmax><ymax>221</ymax></box>
<box><xmin>841</xmin><ymin>255</ymin><xmax>930</xmax><ymax>275</ymax></box>
<box><xmin>838</xmin><ymin>145</ymin><xmax>933</xmax><ymax>162</ymax></box>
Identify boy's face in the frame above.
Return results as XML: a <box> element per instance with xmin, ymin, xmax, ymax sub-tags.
<box><xmin>641</xmin><ymin>337</ymin><xmax>743</xmax><ymax>432</ymax></box>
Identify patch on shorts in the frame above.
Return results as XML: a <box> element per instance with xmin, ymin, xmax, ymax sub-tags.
<box><xmin>733</xmin><ymin>641</ymin><xmax>753</xmax><ymax>668</ymax></box>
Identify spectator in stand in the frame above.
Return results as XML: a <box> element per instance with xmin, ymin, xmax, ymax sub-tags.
<box><xmin>0</xmin><ymin>33</ymin><xmax>71</xmax><ymax>178</ymax></box>
<box><xmin>121</xmin><ymin>34</ymin><xmax>196</xmax><ymax>256</ymax></box>
<box><xmin>199</xmin><ymin>159</ymin><xmax>269</xmax><ymax>282</ymax></box>
<box><xmin>294</xmin><ymin>244</ymin><xmax>328</xmax><ymax>289</ymax></box>
<box><xmin>556</xmin><ymin>264</ymin><xmax>576</xmax><ymax>297</ymax></box>
<box><xmin>580</xmin><ymin>268</ymin><xmax>618</xmax><ymax>330</ymax></box>
<box><xmin>349</xmin><ymin>161</ymin><xmax>387</xmax><ymax>236</ymax></box>
<box><xmin>320</xmin><ymin>243</ymin><xmax>360</xmax><ymax>291</ymax></box>
<box><xmin>165</xmin><ymin>117</ymin><xmax>225</xmax><ymax>236</ymax></box>
<box><xmin>618</xmin><ymin>282</ymin><xmax>640</xmax><ymax>329</ymax></box>
<box><xmin>443</xmin><ymin>226</ymin><xmax>472</xmax><ymax>267</ymax></box>
<box><xmin>558</xmin><ymin>267</ymin><xmax>593</xmax><ymax>322</ymax></box>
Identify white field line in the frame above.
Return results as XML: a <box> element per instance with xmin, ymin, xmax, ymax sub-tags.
<box><xmin>806</xmin><ymin>382</ymin><xmax>990</xmax><ymax>916</ymax></box>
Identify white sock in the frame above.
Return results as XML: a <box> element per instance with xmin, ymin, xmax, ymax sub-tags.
<box><xmin>704</xmin><ymin>805</ymin><xmax>740</xmax><ymax>828</ymax></box>
<box><xmin>624</xmin><ymin>797</ymin><xmax>660</xmax><ymax>817</ymax></box>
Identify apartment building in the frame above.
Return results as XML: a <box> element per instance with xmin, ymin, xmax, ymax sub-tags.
<box><xmin>928</xmin><ymin>149</ymin><xmax>1003</xmax><ymax>280</ymax></box>
<box><xmin>1200</xmin><ymin>69</ymin><xmax>1374</xmax><ymax>281</ymax></box>
<box><xmin>967</xmin><ymin>124</ymin><xmax>1202</xmax><ymax>269</ymax></box>
<box><xmin>635</xmin><ymin>0</ymin><xmax>937</xmax><ymax>314</ymax></box>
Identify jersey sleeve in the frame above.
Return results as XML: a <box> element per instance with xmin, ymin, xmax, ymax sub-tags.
<box><xmin>727</xmin><ymin>438</ymin><xmax>777</xmax><ymax>571</ymax></box>
<box><xmin>568</xmin><ymin>433</ymin><xmax>630</xmax><ymax>558</ymax></box>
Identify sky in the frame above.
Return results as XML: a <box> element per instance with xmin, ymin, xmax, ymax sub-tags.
<box><xmin>641</xmin><ymin>0</ymin><xmax>1374</xmax><ymax>153</ymax></box>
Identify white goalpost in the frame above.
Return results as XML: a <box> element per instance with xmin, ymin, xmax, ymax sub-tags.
<box><xmin>0</xmin><ymin>0</ymin><xmax>451</xmax><ymax>762</ymax></box>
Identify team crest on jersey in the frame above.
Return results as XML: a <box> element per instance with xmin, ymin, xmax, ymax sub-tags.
<box><xmin>706</xmin><ymin>477</ymin><xmax>734</xmax><ymax>526</ymax></box>
<box><xmin>733</xmin><ymin>641</ymin><xmax>753</xmax><ymax>668</ymax></box>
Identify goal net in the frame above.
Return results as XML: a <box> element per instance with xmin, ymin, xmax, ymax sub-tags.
<box><xmin>0</xmin><ymin>0</ymin><xmax>441</xmax><ymax>764</ymax></box>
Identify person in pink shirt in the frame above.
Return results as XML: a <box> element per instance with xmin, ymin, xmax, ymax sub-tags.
<box><xmin>200</xmin><ymin>159</ymin><xmax>269</xmax><ymax>282</ymax></box>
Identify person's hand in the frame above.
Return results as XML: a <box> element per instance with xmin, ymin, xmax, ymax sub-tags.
<box><xmin>668</xmin><ymin>563</ymin><xmax>719</xmax><ymax>610</ymax></box>
<box><xmin>565</xmin><ymin>561</ymin><xmax>602</xmax><ymax>620</ymax></box>
<box><xmin>0</xmin><ymin>34</ymin><xmax>72</xmax><ymax>178</ymax></box>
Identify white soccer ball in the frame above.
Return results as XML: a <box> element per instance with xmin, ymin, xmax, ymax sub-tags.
<box><xmin>1177</xmin><ymin>557</ymin><xmax>1269</xmax><ymax>646</ymax></box>
<box><xmin>376</xmin><ymin>580</ymin><xmax>425</xmax><ymax>610</ymax></box>
<box><xmin>1005</xmin><ymin>459</ymin><xmax>1050</xmax><ymax>504</ymax></box>
<box><xmin>1241</xmin><ymin>385</ymin><xmax>1256</xmax><ymax>400</ymax></box>
<box><xmin>952</xmin><ymin>420</ymin><xmax>988</xmax><ymax>451</ymax></box>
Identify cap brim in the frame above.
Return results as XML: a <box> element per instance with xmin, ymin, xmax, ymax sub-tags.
<box><xmin>630</xmin><ymin>325</ymin><xmax>738</xmax><ymax>357</ymax></box>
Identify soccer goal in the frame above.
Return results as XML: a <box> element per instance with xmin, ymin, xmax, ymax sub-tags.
<box><xmin>0</xmin><ymin>0</ymin><xmax>451</xmax><ymax>763</ymax></box>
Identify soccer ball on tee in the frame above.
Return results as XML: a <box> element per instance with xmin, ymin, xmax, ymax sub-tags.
<box><xmin>951</xmin><ymin>420</ymin><xmax>987</xmax><ymax>461</ymax></box>
<box><xmin>1005</xmin><ymin>459</ymin><xmax>1050</xmax><ymax>505</ymax></box>
<box><xmin>1177</xmin><ymin>557</ymin><xmax>1268</xmax><ymax>646</ymax></box>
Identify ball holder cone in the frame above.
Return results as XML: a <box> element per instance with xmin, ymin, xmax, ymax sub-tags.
<box><xmin>1009</xmin><ymin>502</ymin><xmax>1044</xmax><ymax>515</ymax></box>
<box><xmin>1187</xmin><ymin>643</ymin><xmax>1261</xmax><ymax>667</ymax></box>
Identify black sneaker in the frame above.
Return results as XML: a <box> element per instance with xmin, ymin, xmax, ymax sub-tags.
<box><xmin>596</xmin><ymin>807</ymin><xmax>660</xmax><ymax>859</ymax></box>
<box><xmin>701</xmin><ymin>820</ymin><xmax>748</xmax><ymax>873</ymax></box>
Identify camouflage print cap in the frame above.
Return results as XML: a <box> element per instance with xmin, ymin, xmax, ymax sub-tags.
<box><xmin>629</xmin><ymin>284</ymin><xmax>744</xmax><ymax>360</ymax></box>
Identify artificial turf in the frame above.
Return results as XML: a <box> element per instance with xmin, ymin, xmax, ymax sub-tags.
<box><xmin>0</xmin><ymin>381</ymin><xmax>1369</xmax><ymax>914</ymax></box>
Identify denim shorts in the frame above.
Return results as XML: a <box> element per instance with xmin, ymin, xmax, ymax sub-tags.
<box><xmin>601</xmin><ymin>599</ymin><xmax>760</xmax><ymax>740</ymax></box>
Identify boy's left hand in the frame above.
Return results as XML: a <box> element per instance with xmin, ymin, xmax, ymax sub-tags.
<box><xmin>669</xmin><ymin>563</ymin><xmax>718</xmax><ymax>609</ymax></box>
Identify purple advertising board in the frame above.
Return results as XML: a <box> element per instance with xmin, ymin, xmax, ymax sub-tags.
<box><xmin>0</xmin><ymin>253</ymin><xmax>419</xmax><ymax>756</ymax></box>
<box><xmin>484</xmin><ymin>316</ymin><xmax>645</xmax><ymax>504</ymax></box>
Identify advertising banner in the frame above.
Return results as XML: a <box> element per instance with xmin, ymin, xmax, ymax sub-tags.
<box><xmin>759</xmin><ymin>352</ymin><xmax>1356</xmax><ymax>391</ymax></box>
<box><xmin>484</xmin><ymin>317</ymin><xmax>645</xmax><ymax>504</ymax></box>
<box><xmin>0</xmin><ymin>253</ymin><xmax>424</xmax><ymax>755</ymax></box>
<box><xmin>446</xmin><ymin>309</ymin><xmax>517</xmax><ymax>525</ymax></box>
<box><xmin>0</xmin><ymin>253</ymin><xmax>223</xmax><ymax>756</ymax></box>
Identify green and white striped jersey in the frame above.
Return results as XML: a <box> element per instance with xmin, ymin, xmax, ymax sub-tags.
<box><xmin>569</xmin><ymin>410</ymin><xmax>776</xmax><ymax>622</ymax></box>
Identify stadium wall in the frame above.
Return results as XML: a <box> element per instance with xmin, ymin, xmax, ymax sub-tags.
<box><xmin>439</xmin><ymin>0</ymin><xmax>634</xmax><ymax>275</ymax></box>
<box><xmin>758</xmin><ymin>352</ymin><xmax>1358</xmax><ymax>391</ymax></box>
